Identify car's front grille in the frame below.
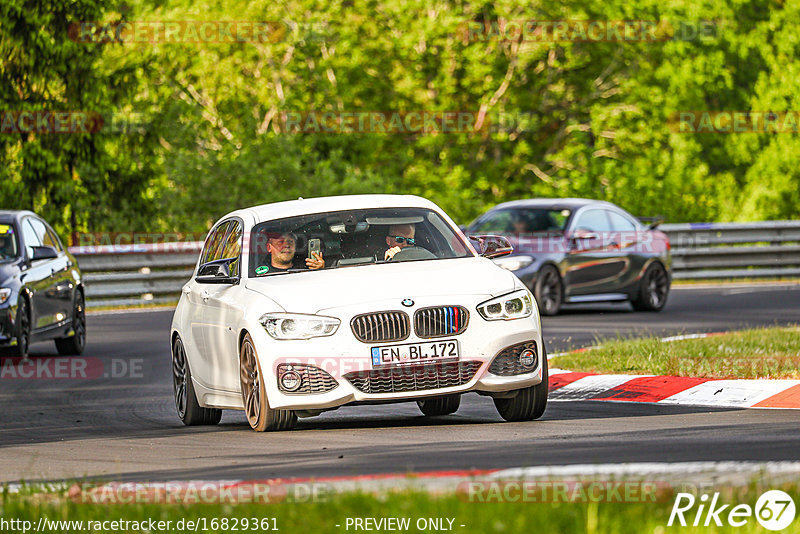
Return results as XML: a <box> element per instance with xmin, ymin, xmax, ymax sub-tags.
<box><xmin>351</xmin><ymin>311</ymin><xmax>410</xmax><ymax>343</ymax></box>
<box><xmin>276</xmin><ymin>364</ymin><xmax>339</xmax><ymax>394</ymax></box>
<box><xmin>414</xmin><ymin>306</ymin><xmax>469</xmax><ymax>338</ymax></box>
<box><xmin>489</xmin><ymin>341</ymin><xmax>538</xmax><ymax>376</ymax></box>
<box><xmin>343</xmin><ymin>361</ymin><xmax>482</xmax><ymax>394</ymax></box>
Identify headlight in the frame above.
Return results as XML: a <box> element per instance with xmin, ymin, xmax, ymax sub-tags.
<box><xmin>0</xmin><ymin>288</ymin><xmax>11</xmax><ymax>305</ymax></box>
<box><xmin>260</xmin><ymin>313</ymin><xmax>340</xmax><ymax>340</ymax></box>
<box><xmin>477</xmin><ymin>289</ymin><xmax>534</xmax><ymax>321</ymax></box>
<box><xmin>492</xmin><ymin>255</ymin><xmax>534</xmax><ymax>272</ymax></box>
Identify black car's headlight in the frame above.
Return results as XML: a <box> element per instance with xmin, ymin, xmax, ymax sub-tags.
<box><xmin>477</xmin><ymin>289</ymin><xmax>534</xmax><ymax>321</ymax></box>
<box><xmin>0</xmin><ymin>288</ymin><xmax>11</xmax><ymax>305</ymax></box>
<box><xmin>260</xmin><ymin>313</ymin><xmax>340</xmax><ymax>340</ymax></box>
<box><xmin>492</xmin><ymin>255</ymin><xmax>534</xmax><ymax>272</ymax></box>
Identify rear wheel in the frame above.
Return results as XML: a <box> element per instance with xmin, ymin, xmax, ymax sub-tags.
<box><xmin>8</xmin><ymin>296</ymin><xmax>30</xmax><ymax>358</ymax></box>
<box><xmin>239</xmin><ymin>333</ymin><xmax>296</xmax><ymax>432</ymax></box>
<box><xmin>631</xmin><ymin>262</ymin><xmax>670</xmax><ymax>311</ymax></box>
<box><xmin>55</xmin><ymin>290</ymin><xmax>86</xmax><ymax>355</ymax></box>
<box><xmin>172</xmin><ymin>336</ymin><xmax>222</xmax><ymax>426</ymax></box>
<box><xmin>534</xmin><ymin>265</ymin><xmax>563</xmax><ymax>316</ymax></box>
<box><xmin>417</xmin><ymin>394</ymin><xmax>461</xmax><ymax>416</ymax></box>
<box><xmin>494</xmin><ymin>349</ymin><xmax>549</xmax><ymax>422</ymax></box>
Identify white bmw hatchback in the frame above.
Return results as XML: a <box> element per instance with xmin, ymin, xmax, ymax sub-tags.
<box><xmin>171</xmin><ymin>195</ymin><xmax>548</xmax><ymax>431</ymax></box>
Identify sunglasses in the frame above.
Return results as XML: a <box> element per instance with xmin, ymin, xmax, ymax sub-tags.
<box><xmin>391</xmin><ymin>236</ymin><xmax>416</xmax><ymax>245</ymax></box>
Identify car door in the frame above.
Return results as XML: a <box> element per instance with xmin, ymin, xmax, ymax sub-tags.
<box><xmin>184</xmin><ymin>221</ymin><xmax>230</xmax><ymax>387</ymax></box>
<box><xmin>19</xmin><ymin>218</ymin><xmax>58</xmax><ymax>331</ymax></box>
<box><xmin>563</xmin><ymin>208</ymin><xmax>626</xmax><ymax>296</ymax></box>
<box><xmin>606</xmin><ymin>210</ymin><xmax>646</xmax><ymax>290</ymax></box>
<box><xmin>201</xmin><ymin>219</ymin><xmax>244</xmax><ymax>392</ymax></box>
<box><xmin>40</xmin><ymin>221</ymin><xmax>74</xmax><ymax>324</ymax></box>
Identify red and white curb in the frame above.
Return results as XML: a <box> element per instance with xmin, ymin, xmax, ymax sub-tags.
<box><xmin>548</xmin><ymin>331</ymin><xmax>800</xmax><ymax>409</ymax></box>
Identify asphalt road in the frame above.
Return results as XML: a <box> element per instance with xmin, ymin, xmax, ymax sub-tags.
<box><xmin>2</xmin><ymin>283</ymin><xmax>799</xmax><ymax>483</ymax></box>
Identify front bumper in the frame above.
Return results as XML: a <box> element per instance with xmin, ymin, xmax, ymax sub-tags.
<box><xmin>249</xmin><ymin>310</ymin><xmax>544</xmax><ymax>411</ymax></box>
<box><xmin>0</xmin><ymin>305</ymin><xmax>16</xmax><ymax>346</ymax></box>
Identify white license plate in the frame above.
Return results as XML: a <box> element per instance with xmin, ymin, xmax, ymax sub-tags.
<box><xmin>371</xmin><ymin>339</ymin><xmax>460</xmax><ymax>367</ymax></box>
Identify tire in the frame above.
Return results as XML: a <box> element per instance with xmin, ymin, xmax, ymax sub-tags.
<box><xmin>417</xmin><ymin>394</ymin><xmax>461</xmax><ymax>416</ymax></box>
<box><xmin>239</xmin><ymin>333</ymin><xmax>296</xmax><ymax>432</ymax></box>
<box><xmin>534</xmin><ymin>265</ymin><xmax>563</xmax><ymax>316</ymax></box>
<box><xmin>8</xmin><ymin>296</ymin><xmax>31</xmax><ymax>359</ymax></box>
<box><xmin>493</xmin><ymin>349</ymin><xmax>549</xmax><ymax>422</ymax></box>
<box><xmin>55</xmin><ymin>290</ymin><xmax>86</xmax><ymax>355</ymax></box>
<box><xmin>631</xmin><ymin>262</ymin><xmax>670</xmax><ymax>312</ymax></box>
<box><xmin>172</xmin><ymin>336</ymin><xmax>222</xmax><ymax>426</ymax></box>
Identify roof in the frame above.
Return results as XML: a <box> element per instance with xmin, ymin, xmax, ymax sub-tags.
<box><xmin>0</xmin><ymin>210</ymin><xmax>37</xmax><ymax>222</ymax></box>
<box><xmin>489</xmin><ymin>198</ymin><xmax>617</xmax><ymax>211</ymax></box>
<box><xmin>221</xmin><ymin>195</ymin><xmax>446</xmax><ymax>224</ymax></box>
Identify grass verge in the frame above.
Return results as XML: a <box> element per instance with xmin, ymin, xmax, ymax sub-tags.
<box><xmin>2</xmin><ymin>482</ymin><xmax>799</xmax><ymax>534</ymax></box>
<box><xmin>553</xmin><ymin>325</ymin><xmax>800</xmax><ymax>379</ymax></box>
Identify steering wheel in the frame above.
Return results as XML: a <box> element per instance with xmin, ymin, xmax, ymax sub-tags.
<box><xmin>388</xmin><ymin>246</ymin><xmax>437</xmax><ymax>262</ymax></box>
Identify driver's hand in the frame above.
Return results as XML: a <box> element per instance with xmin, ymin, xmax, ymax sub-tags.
<box><xmin>384</xmin><ymin>246</ymin><xmax>402</xmax><ymax>260</ymax></box>
<box><xmin>306</xmin><ymin>252</ymin><xmax>325</xmax><ymax>270</ymax></box>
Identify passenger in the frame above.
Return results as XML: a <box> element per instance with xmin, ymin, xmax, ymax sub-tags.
<box><xmin>257</xmin><ymin>232</ymin><xmax>324</xmax><ymax>274</ymax></box>
<box><xmin>384</xmin><ymin>224</ymin><xmax>416</xmax><ymax>260</ymax></box>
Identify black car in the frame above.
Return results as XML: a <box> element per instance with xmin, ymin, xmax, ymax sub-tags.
<box><xmin>0</xmin><ymin>210</ymin><xmax>85</xmax><ymax>357</ymax></box>
<box><xmin>467</xmin><ymin>198</ymin><xmax>671</xmax><ymax>315</ymax></box>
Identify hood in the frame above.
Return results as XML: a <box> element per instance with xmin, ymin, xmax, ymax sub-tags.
<box><xmin>245</xmin><ymin>257</ymin><xmax>519</xmax><ymax>314</ymax></box>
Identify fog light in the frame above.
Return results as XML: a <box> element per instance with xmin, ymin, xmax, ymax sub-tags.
<box><xmin>519</xmin><ymin>349</ymin><xmax>536</xmax><ymax>368</ymax></box>
<box><xmin>279</xmin><ymin>368</ymin><xmax>302</xmax><ymax>392</ymax></box>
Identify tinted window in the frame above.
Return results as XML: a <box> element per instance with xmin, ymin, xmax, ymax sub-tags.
<box><xmin>471</xmin><ymin>208</ymin><xmax>571</xmax><ymax>233</ymax></box>
<box><xmin>608</xmin><ymin>211</ymin><xmax>637</xmax><ymax>232</ymax></box>
<box><xmin>200</xmin><ymin>221</ymin><xmax>230</xmax><ymax>265</ymax></box>
<box><xmin>221</xmin><ymin>221</ymin><xmax>243</xmax><ymax>277</ymax></box>
<box><xmin>574</xmin><ymin>209</ymin><xmax>612</xmax><ymax>232</ymax></box>
<box><xmin>0</xmin><ymin>222</ymin><xmax>18</xmax><ymax>260</ymax></box>
<box><xmin>22</xmin><ymin>219</ymin><xmax>43</xmax><ymax>258</ymax></box>
<box><xmin>43</xmin><ymin>223</ymin><xmax>64</xmax><ymax>252</ymax></box>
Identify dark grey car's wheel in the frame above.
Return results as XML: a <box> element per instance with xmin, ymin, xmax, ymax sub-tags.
<box><xmin>8</xmin><ymin>296</ymin><xmax>30</xmax><ymax>358</ymax></box>
<box><xmin>55</xmin><ymin>290</ymin><xmax>86</xmax><ymax>355</ymax></box>
<box><xmin>239</xmin><ymin>333</ymin><xmax>296</xmax><ymax>432</ymax></box>
<box><xmin>494</xmin><ymin>350</ymin><xmax>548</xmax><ymax>422</ymax></box>
<box><xmin>534</xmin><ymin>265</ymin><xmax>563</xmax><ymax>316</ymax></box>
<box><xmin>173</xmin><ymin>336</ymin><xmax>221</xmax><ymax>426</ymax></box>
<box><xmin>417</xmin><ymin>394</ymin><xmax>461</xmax><ymax>416</ymax></box>
<box><xmin>631</xmin><ymin>262</ymin><xmax>670</xmax><ymax>311</ymax></box>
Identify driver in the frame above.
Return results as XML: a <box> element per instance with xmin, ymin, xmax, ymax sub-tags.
<box><xmin>384</xmin><ymin>224</ymin><xmax>416</xmax><ymax>260</ymax></box>
<box><xmin>258</xmin><ymin>232</ymin><xmax>325</xmax><ymax>274</ymax></box>
<box><xmin>0</xmin><ymin>232</ymin><xmax>15</xmax><ymax>260</ymax></box>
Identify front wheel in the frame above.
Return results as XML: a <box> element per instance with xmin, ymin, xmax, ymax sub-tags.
<box><xmin>417</xmin><ymin>394</ymin><xmax>461</xmax><ymax>416</ymax></box>
<box><xmin>631</xmin><ymin>262</ymin><xmax>670</xmax><ymax>311</ymax></box>
<box><xmin>55</xmin><ymin>290</ymin><xmax>86</xmax><ymax>355</ymax></box>
<box><xmin>239</xmin><ymin>333</ymin><xmax>296</xmax><ymax>432</ymax></box>
<box><xmin>172</xmin><ymin>336</ymin><xmax>222</xmax><ymax>426</ymax></box>
<box><xmin>494</xmin><ymin>350</ymin><xmax>548</xmax><ymax>422</ymax></box>
<box><xmin>8</xmin><ymin>297</ymin><xmax>31</xmax><ymax>358</ymax></box>
<box><xmin>534</xmin><ymin>265</ymin><xmax>563</xmax><ymax>316</ymax></box>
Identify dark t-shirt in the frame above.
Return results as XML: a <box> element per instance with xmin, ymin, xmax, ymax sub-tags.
<box><xmin>254</xmin><ymin>255</ymin><xmax>292</xmax><ymax>275</ymax></box>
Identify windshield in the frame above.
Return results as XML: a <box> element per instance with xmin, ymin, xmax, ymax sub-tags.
<box><xmin>248</xmin><ymin>207</ymin><xmax>473</xmax><ymax>277</ymax></box>
<box><xmin>0</xmin><ymin>223</ymin><xmax>19</xmax><ymax>261</ymax></box>
<box><xmin>470</xmin><ymin>208</ymin><xmax>571</xmax><ymax>235</ymax></box>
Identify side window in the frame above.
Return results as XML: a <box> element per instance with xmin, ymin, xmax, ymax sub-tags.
<box><xmin>574</xmin><ymin>209</ymin><xmax>612</xmax><ymax>232</ymax></box>
<box><xmin>608</xmin><ymin>211</ymin><xmax>637</xmax><ymax>233</ymax></box>
<box><xmin>200</xmin><ymin>222</ymin><xmax>230</xmax><ymax>265</ymax></box>
<box><xmin>43</xmin><ymin>223</ymin><xmax>64</xmax><ymax>252</ymax></box>
<box><xmin>21</xmin><ymin>219</ymin><xmax>43</xmax><ymax>259</ymax></box>
<box><xmin>221</xmin><ymin>221</ymin><xmax>243</xmax><ymax>277</ymax></box>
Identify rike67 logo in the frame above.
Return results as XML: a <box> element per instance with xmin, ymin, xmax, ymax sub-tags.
<box><xmin>669</xmin><ymin>490</ymin><xmax>796</xmax><ymax>531</ymax></box>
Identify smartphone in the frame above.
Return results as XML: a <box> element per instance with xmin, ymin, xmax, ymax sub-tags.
<box><xmin>308</xmin><ymin>238</ymin><xmax>321</xmax><ymax>259</ymax></box>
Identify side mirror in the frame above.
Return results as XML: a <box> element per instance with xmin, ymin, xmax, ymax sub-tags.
<box><xmin>31</xmin><ymin>246</ymin><xmax>58</xmax><ymax>261</ymax></box>
<box><xmin>469</xmin><ymin>235</ymin><xmax>513</xmax><ymax>259</ymax></box>
<box><xmin>196</xmin><ymin>259</ymin><xmax>238</xmax><ymax>284</ymax></box>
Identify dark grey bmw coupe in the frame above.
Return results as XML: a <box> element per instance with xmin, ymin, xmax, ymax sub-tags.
<box><xmin>0</xmin><ymin>210</ymin><xmax>85</xmax><ymax>358</ymax></box>
<box><xmin>467</xmin><ymin>198</ymin><xmax>671</xmax><ymax>315</ymax></box>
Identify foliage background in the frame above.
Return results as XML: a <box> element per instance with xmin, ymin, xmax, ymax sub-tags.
<box><xmin>1</xmin><ymin>0</ymin><xmax>798</xmax><ymax>237</ymax></box>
